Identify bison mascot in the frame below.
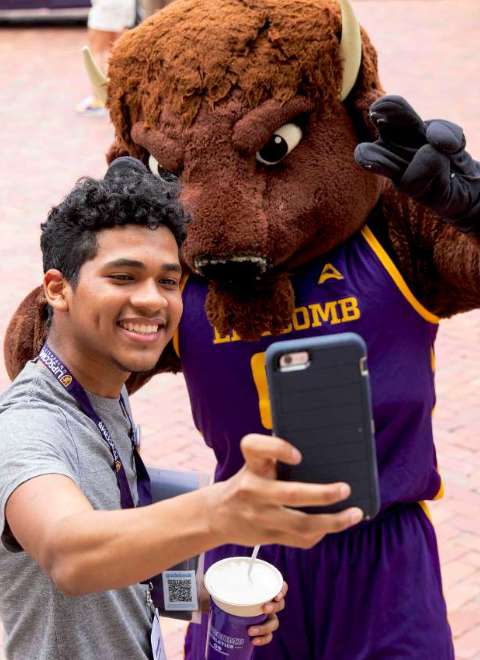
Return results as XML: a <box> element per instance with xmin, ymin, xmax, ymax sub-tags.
<box><xmin>5</xmin><ymin>0</ymin><xmax>480</xmax><ymax>657</ymax></box>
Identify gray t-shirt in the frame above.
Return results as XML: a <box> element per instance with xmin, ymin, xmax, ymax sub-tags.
<box><xmin>0</xmin><ymin>361</ymin><xmax>153</xmax><ymax>660</ymax></box>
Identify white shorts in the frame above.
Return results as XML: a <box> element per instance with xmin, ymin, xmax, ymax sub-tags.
<box><xmin>88</xmin><ymin>0</ymin><xmax>136</xmax><ymax>32</ymax></box>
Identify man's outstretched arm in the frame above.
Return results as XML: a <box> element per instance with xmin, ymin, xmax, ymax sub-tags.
<box><xmin>5</xmin><ymin>434</ymin><xmax>362</xmax><ymax>596</ymax></box>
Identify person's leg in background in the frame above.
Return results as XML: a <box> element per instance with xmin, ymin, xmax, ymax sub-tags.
<box><xmin>77</xmin><ymin>0</ymin><xmax>136</xmax><ymax>115</ymax></box>
<box><xmin>142</xmin><ymin>0</ymin><xmax>175</xmax><ymax>19</ymax></box>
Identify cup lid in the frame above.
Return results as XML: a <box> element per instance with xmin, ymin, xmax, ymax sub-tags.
<box><xmin>204</xmin><ymin>557</ymin><xmax>283</xmax><ymax>607</ymax></box>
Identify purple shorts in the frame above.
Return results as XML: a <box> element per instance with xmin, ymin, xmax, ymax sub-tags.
<box><xmin>185</xmin><ymin>503</ymin><xmax>454</xmax><ymax>659</ymax></box>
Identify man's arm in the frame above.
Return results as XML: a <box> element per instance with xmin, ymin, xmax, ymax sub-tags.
<box><xmin>6</xmin><ymin>434</ymin><xmax>362</xmax><ymax>596</ymax></box>
<box><xmin>6</xmin><ymin>473</ymin><xmax>218</xmax><ymax>595</ymax></box>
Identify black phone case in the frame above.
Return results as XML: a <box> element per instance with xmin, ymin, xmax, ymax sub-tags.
<box><xmin>265</xmin><ymin>333</ymin><xmax>380</xmax><ymax>519</ymax></box>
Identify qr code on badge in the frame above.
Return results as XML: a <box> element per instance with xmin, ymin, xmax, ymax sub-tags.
<box><xmin>168</xmin><ymin>578</ymin><xmax>191</xmax><ymax>602</ymax></box>
<box><xmin>162</xmin><ymin>570</ymin><xmax>198</xmax><ymax>610</ymax></box>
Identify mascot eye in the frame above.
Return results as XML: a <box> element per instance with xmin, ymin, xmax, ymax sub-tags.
<box><xmin>148</xmin><ymin>154</ymin><xmax>161</xmax><ymax>177</ymax></box>
<box><xmin>256</xmin><ymin>123</ymin><xmax>303</xmax><ymax>166</ymax></box>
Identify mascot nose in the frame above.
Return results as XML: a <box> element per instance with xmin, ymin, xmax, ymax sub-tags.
<box><xmin>195</xmin><ymin>256</ymin><xmax>268</xmax><ymax>284</ymax></box>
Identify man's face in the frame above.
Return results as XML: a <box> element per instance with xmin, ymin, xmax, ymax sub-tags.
<box><xmin>63</xmin><ymin>224</ymin><xmax>182</xmax><ymax>375</ymax></box>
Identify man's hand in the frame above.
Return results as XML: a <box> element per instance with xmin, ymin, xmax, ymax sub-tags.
<box><xmin>248</xmin><ymin>581</ymin><xmax>287</xmax><ymax>646</ymax></box>
<box><xmin>207</xmin><ymin>434</ymin><xmax>363</xmax><ymax>550</ymax></box>
<box><xmin>199</xmin><ymin>578</ymin><xmax>287</xmax><ymax>646</ymax></box>
<box><xmin>354</xmin><ymin>95</ymin><xmax>480</xmax><ymax>230</ymax></box>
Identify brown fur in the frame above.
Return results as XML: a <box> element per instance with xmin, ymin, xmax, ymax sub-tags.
<box><xmin>205</xmin><ymin>272</ymin><xmax>295</xmax><ymax>339</ymax></box>
<box><xmin>108</xmin><ymin>0</ymin><xmax>381</xmax><ymax>154</ymax></box>
<box><xmin>171</xmin><ymin>99</ymin><xmax>383</xmax><ymax>337</ymax></box>
<box><xmin>377</xmin><ymin>186</ymin><xmax>480</xmax><ymax>318</ymax></box>
<box><xmin>4</xmin><ymin>286</ymin><xmax>47</xmax><ymax>380</ymax></box>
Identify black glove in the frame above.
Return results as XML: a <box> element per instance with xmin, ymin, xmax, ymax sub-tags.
<box><xmin>354</xmin><ymin>95</ymin><xmax>480</xmax><ymax>232</ymax></box>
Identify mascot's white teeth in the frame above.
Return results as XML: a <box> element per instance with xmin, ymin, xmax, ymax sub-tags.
<box><xmin>118</xmin><ymin>321</ymin><xmax>161</xmax><ymax>334</ymax></box>
<box><xmin>194</xmin><ymin>256</ymin><xmax>268</xmax><ymax>273</ymax></box>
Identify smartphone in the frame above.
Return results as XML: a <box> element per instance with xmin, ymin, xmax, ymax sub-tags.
<box><xmin>265</xmin><ymin>333</ymin><xmax>380</xmax><ymax>519</ymax></box>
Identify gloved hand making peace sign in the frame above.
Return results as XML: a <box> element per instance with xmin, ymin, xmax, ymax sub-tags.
<box><xmin>354</xmin><ymin>95</ymin><xmax>480</xmax><ymax>232</ymax></box>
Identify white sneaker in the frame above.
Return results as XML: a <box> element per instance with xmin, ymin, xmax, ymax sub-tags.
<box><xmin>76</xmin><ymin>96</ymin><xmax>107</xmax><ymax>117</ymax></box>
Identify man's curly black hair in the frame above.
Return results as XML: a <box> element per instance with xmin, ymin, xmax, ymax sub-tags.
<box><xmin>41</xmin><ymin>157</ymin><xmax>188</xmax><ymax>286</ymax></box>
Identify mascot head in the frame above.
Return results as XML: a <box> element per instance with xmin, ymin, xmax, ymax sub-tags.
<box><xmin>91</xmin><ymin>0</ymin><xmax>384</xmax><ymax>339</ymax></box>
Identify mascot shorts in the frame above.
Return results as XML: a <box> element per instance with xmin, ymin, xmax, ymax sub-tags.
<box><xmin>185</xmin><ymin>503</ymin><xmax>454</xmax><ymax>659</ymax></box>
<box><xmin>87</xmin><ymin>0</ymin><xmax>136</xmax><ymax>32</ymax></box>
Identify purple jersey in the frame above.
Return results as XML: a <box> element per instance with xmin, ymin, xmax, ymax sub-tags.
<box><xmin>176</xmin><ymin>226</ymin><xmax>442</xmax><ymax>511</ymax></box>
<box><xmin>178</xmin><ymin>226</ymin><xmax>453</xmax><ymax>659</ymax></box>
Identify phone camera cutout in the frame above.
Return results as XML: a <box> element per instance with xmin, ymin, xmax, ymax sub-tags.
<box><xmin>279</xmin><ymin>351</ymin><xmax>310</xmax><ymax>371</ymax></box>
<box><xmin>359</xmin><ymin>356</ymin><xmax>369</xmax><ymax>376</ymax></box>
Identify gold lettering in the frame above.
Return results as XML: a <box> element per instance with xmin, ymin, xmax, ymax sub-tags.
<box><xmin>309</xmin><ymin>302</ymin><xmax>341</xmax><ymax>326</ymax></box>
<box><xmin>338</xmin><ymin>296</ymin><xmax>361</xmax><ymax>322</ymax></box>
<box><xmin>213</xmin><ymin>328</ymin><xmax>242</xmax><ymax>344</ymax></box>
<box><xmin>214</xmin><ymin>296</ymin><xmax>361</xmax><ymax>345</ymax></box>
<box><xmin>292</xmin><ymin>307</ymin><xmax>310</xmax><ymax>331</ymax></box>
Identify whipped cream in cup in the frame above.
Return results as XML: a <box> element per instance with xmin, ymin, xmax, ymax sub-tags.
<box><xmin>204</xmin><ymin>557</ymin><xmax>284</xmax><ymax>659</ymax></box>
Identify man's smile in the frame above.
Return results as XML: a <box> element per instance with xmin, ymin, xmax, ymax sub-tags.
<box><xmin>117</xmin><ymin>317</ymin><xmax>168</xmax><ymax>343</ymax></box>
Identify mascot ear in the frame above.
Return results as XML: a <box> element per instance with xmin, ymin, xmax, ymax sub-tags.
<box><xmin>4</xmin><ymin>286</ymin><xmax>48</xmax><ymax>380</ymax></box>
<box><xmin>345</xmin><ymin>28</ymin><xmax>385</xmax><ymax>142</ymax></box>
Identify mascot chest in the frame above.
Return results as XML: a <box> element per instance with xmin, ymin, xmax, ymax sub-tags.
<box><xmin>175</xmin><ymin>228</ymin><xmax>438</xmax><ymax>475</ymax></box>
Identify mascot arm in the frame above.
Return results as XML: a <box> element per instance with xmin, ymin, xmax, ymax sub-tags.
<box><xmin>355</xmin><ymin>95</ymin><xmax>480</xmax><ymax>317</ymax></box>
<box><xmin>355</xmin><ymin>95</ymin><xmax>480</xmax><ymax>230</ymax></box>
<box><xmin>3</xmin><ymin>286</ymin><xmax>181</xmax><ymax>386</ymax></box>
<box><xmin>371</xmin><ymin>186</ymin><xmax>480</xmax><ymax>318</ymax></box>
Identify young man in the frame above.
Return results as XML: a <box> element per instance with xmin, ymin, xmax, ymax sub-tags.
<box><xmin>0</xmin><ymin>158</ymin><xmax>362</xmax><ymax>660</ymax></box>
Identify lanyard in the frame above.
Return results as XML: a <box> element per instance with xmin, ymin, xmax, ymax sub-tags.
<box><xmin>38</xmin><ymin>343</ymin><xmax>152</xmax><ymax>510</ymax></box>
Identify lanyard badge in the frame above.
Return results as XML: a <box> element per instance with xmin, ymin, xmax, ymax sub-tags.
<box><xmin>151</xmin><ymin>614</ymin><xmax>167</xmax><ymax>660</ymax></box>
<box><xmin>38</xmin><ymin>343</ymin><xmax>152</xmax><ymax>509</ymax></box>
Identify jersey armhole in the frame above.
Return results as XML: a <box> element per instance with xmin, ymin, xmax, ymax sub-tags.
<box><xmin>361</xmin><ymin>226</ymin><xmax>440</xmax><ymax>325</ymax></box>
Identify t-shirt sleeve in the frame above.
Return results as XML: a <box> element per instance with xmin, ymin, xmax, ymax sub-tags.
<box><xmin>0</xmin><ymin>404</ymin><xmax>80</xmax><ymax>553</ymax></box>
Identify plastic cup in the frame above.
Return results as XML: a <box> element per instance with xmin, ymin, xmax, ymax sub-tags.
<box><xmin>204</xmin><ymin>557</ymin><xmax>284</xmax><ymax>659</ymax></box>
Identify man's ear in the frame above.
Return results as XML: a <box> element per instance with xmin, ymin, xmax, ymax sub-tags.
<box><xmin>43</xmin><ymin>270</ymin><xmax>70</xmax><ymax>312</ymax></box>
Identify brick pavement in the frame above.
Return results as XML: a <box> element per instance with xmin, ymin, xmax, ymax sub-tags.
<box><xmin>1</xmin><ymin>1</ymin><xmax>480</xmax><ymax>657</ymax></box>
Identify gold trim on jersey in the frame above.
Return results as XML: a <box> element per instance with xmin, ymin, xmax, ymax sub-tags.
<box><xmin>172</xmin><ymin>273</ymin><xmax>190</xmax><ymax>358</ymax></box>
<box><xmin>361</xmin><ymin>227</ymin><xmax>440</xmax><ymax>325</ymax></box>
<box><xmin>431</xmin><ymin>388</ymin><xmax>445</xmax><ymax>502</ymax></box>
<box><xmin>418</xmin><ymin>500</ymin><xmax>433</xmax><ymax>522</ymax></box>
<box><xmin>433</xmin><ymin>478</ymin><xmax>445</xmax><ymax>501</ymax></box>
<box><xmin>250</xmin><ymin>352</ymin><xmax>273</xmax><ymax>430</ymax></box>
